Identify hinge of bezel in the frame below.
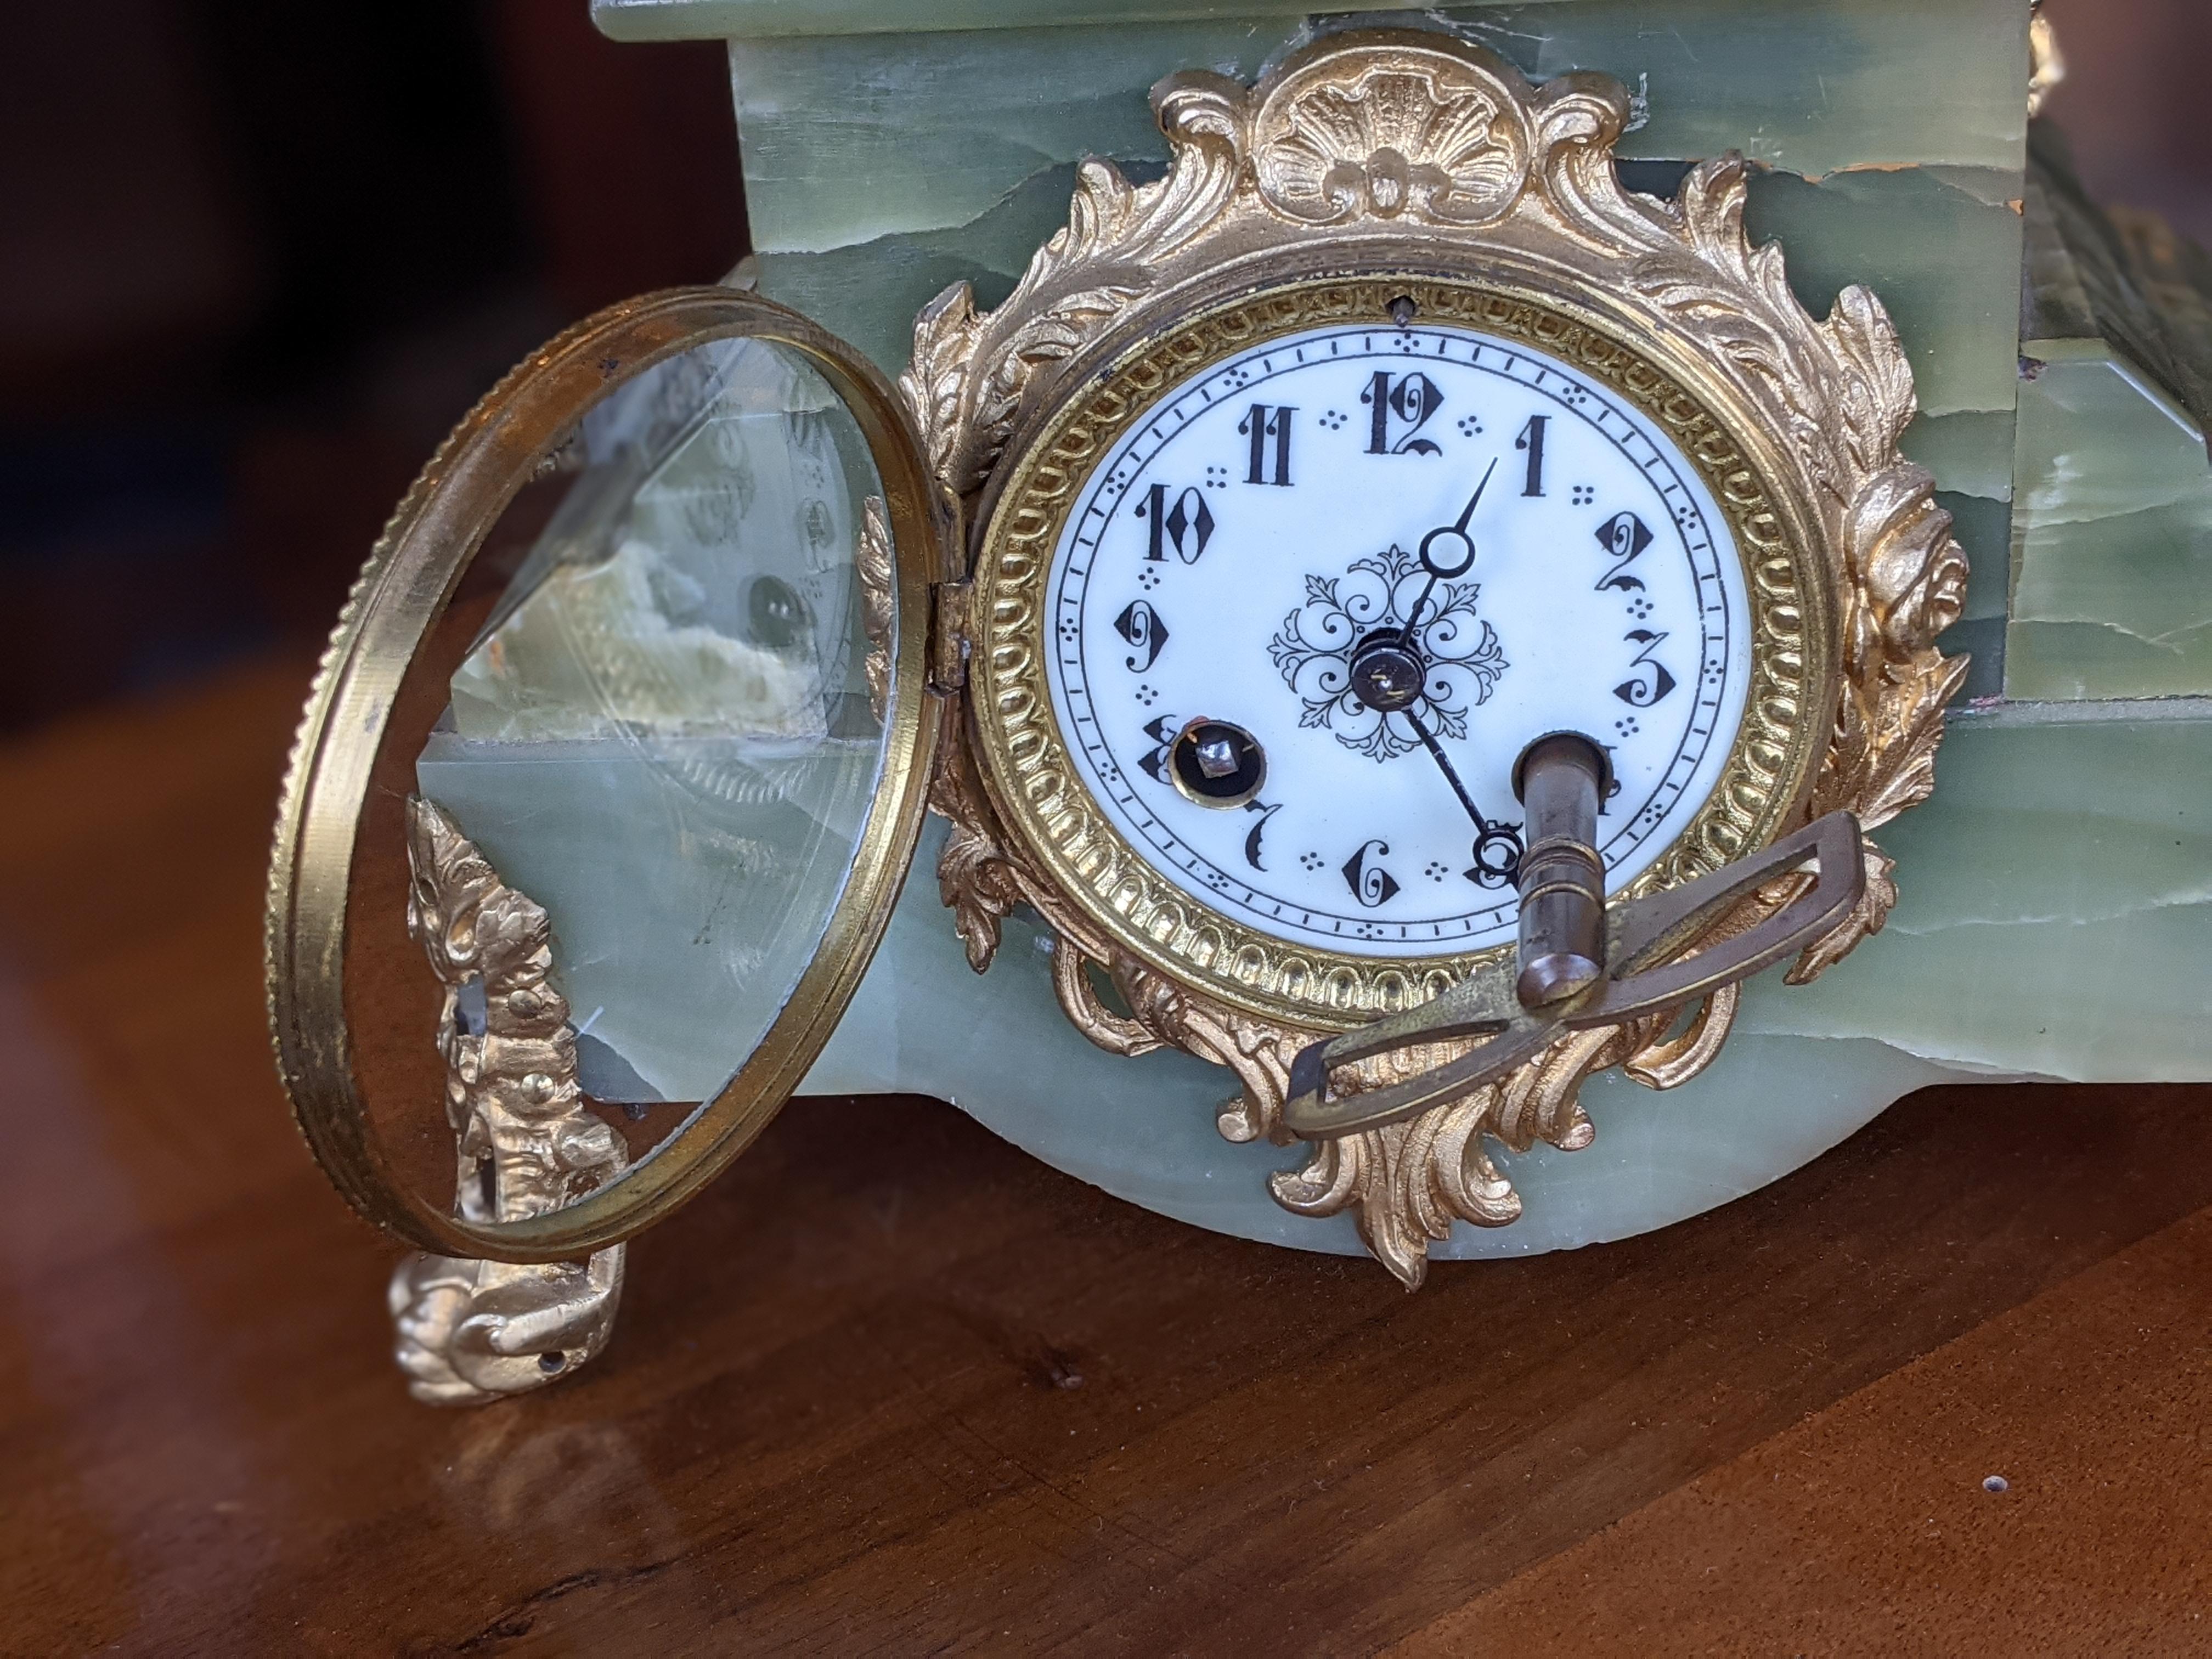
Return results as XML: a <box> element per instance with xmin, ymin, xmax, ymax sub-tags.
<box><xmin>928</xmin><ymin>578</ymin><xmax>972</xmax><ymax>693</ymax></box>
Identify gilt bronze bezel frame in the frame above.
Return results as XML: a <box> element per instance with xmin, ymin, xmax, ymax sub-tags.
<box><xmin>965</xmin><ymin>268</ymin><xmax>1834</xmax><ymax>1033</ymax></box>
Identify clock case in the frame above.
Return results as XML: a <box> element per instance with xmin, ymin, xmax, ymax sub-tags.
<box><xmin>266</xmin><ymin>31</ymin><xmax>1967</xmax><ymax>1394</ymax></box>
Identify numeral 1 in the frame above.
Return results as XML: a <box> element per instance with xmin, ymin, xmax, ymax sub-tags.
<box><xmin>1240</xmin><ymin>403</ymin><xmax>1295</xmax><ymax>486</ymax></box>
<box><xmin>1516</xmin><ymin>414</ymin><xmax>1549</xmax><ymax>496</ymax></box>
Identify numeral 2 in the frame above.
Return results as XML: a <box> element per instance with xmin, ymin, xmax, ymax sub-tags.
<box><xmin>1240</xmin><ymin>403</ymin><xmax>1295</xmax><ymax>486</ymax></box>
<box><xmin>1613</xmin><ymin>630</ymin><xmax>1678</xmax><ymax>707</ymax></box>
<box><xmin>1362</xmin><ymin>372</ymin><xmax>1442</xmax><ymax>456</ymax></box>
<box><xmin>1594</xmin><ymin>510</ymin><xmax>1653</xmax><ymax>593</ymax></box>
<box><xmin>1136</xmin><ymin>484</ymin><xmax>1214</xmax><ymax>563</ymax></box>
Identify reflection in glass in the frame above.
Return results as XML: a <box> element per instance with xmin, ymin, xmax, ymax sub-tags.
<box><xmin>414</xmin><ymin>336</ymin><xmax>891</xmax><ymax>1115</ymax></box>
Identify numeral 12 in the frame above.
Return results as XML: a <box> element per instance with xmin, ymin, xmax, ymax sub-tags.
<box><xmin>1362</xmin><ymin>372</ymin><xmax>1442</xmax><ymax>456</ymax></box>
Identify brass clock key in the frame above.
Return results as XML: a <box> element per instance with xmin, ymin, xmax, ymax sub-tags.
<box><xmin>1283</xmin><ymin>729</ymin><xmax>1867</xmax><ymax>1142</ymax></box>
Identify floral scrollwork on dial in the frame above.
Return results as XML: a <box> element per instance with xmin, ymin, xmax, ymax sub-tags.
<box><xmin>1269</xmin><ymin>542</ymin><xmax>1506</xmax><ymax>761</ymax></box>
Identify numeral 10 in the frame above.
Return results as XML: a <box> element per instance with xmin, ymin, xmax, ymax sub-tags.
<box><xmin>1136</xmin><ymin>484</ymin><xmax>1215</xmax><ymax>563</ymax></box>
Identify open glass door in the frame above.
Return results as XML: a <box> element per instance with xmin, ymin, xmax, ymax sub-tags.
<box><xmin>268</xmin><ymin>288</ymin><xmax>950</xmax><ymax>1262</ymax></box>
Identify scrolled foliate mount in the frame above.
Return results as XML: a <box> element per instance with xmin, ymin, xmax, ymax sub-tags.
<box><xmin>392</xmin><ymin>798</ymin><xmax>628</xmax><ymax>1404</ymax></box>
<box><xmin>904</xmin><ymin>29</ymin><xmax>1967</xmax><ymax>1286</ymax></box>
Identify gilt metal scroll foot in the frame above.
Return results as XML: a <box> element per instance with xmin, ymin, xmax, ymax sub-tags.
<box><xmin>391</xmin><ymin>1248</ymin><xmax>625</xmax><ymax>1407</ymax></box>
<box><xmin>393</xmin><ymin>795</ymin><xmax>631</xmax><ymax>1404</ymax></box>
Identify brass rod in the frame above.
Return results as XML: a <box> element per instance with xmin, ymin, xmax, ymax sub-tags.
<box><xmin>1513</xmin><ymin>732</ymin><xmax>1609</xmax><ymax>1008</ymax></box>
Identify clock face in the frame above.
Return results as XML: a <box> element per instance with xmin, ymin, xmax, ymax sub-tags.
<box><xmin>1041</xmin><ymin>318</ymin><xmax>1752</xmax><ymax>960</ymax></box>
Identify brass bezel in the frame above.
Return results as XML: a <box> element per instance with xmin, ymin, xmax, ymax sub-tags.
<box><xmin>967</xmin><ymin>271</ymin><xmax>1831</xmax><ymax>1033</ymax></box>
<box><xmin>266</xmin><ymin>287</ymin><xmax>949</xmax><ymax>1263</ymax></box>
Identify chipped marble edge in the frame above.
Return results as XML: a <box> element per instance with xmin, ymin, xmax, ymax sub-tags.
<box><xmin>1947</xmin><ymin>692</ymin><xmax>2212</xmax><ymax>726</ymax></box>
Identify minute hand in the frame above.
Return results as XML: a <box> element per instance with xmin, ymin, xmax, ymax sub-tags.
<box><xmin>1405</xmin><ymin>456</ymin><xmax>1499</xmax><ymax>638</ymax></box>
<box><xmin>1402</xmin><ymin>707</ymin><xmax>1523</xmax><ymax>888</ymax></box>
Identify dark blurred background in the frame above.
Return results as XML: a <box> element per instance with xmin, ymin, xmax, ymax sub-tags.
<box><xmin>0</xmin><ymin>0</ymin><xmax>2201</xmax><ymax>735</ymax></box>
<box><xmin>0</xmin><ymin>2</ymin><xmax>742</xmax><ymax>730</ymax></box>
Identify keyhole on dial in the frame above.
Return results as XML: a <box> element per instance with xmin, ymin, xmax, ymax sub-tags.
<box><xmin>747</xmin><ymin>575</ymin><xmax>809</xmax><ymax>649</ymax></box>
<box><xmin>1169</xmin><ymin>718</ymin><xmax>1267</xmax><ymax>808</ymax></box>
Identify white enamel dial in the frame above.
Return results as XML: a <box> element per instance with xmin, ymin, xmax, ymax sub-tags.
<box><xmin>1045</xmin><ymin>319</ymin><xmax>1752</xmax><ymax>958</ymax></box>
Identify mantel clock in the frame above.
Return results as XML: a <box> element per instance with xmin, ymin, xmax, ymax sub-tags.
<box><xmin>269</xmin><ymin>30</ymin><xmax>1971</xmax><ymax>1402</ymax></box>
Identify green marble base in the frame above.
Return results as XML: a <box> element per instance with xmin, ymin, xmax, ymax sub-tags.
<box><xmin>2008</xmin><ymin>342</ymin><xmax>2212</xmax><ymax>700</ymax></box>
<box><xmin>2008</xmin><ymin>120</ymin><xmax>2212</xmax><ymax>701</ymax></box>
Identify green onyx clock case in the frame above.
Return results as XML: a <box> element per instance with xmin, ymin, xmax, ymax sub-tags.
<box><xmin>267</xmin><ymin>7</ymin><xmax>2211</xmax><ymax>1404</ymax></box>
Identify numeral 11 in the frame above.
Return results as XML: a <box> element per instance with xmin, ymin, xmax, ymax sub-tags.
<box><xmin>1240</xmin><ymin>403</ymin><xmax>1294</xmax><ymax>487</ymax></box>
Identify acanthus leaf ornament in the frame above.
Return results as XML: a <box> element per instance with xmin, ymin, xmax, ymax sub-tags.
<box><xmin>906</xmin><ymin>29</ymin><xmax>1965</xmax><ymax>1286</ymax></box>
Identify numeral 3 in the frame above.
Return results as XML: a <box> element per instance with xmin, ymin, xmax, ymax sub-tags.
<box><xmin>1613</xmin><ymin>630</ymin><xmax>1677</xmax><ymax>707</ymax></box>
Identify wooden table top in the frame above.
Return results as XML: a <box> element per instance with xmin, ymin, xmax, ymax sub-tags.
<box><xmin>4</xmin><ymin>655</ymin><xmax>2210</xmax><ymax>1657</ymax></box>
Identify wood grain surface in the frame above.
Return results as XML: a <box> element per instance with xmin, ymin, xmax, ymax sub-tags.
<box><xmin>3</xmin><ymin>657</ymin><xmax>2209</xmax><ymax>1657</ymax></box>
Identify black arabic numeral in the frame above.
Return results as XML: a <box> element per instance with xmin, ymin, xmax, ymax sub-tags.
<box><xmin>1341</xmin><ymin>839</ymin><xmax>1401</xmax><ymax>907</ymax></box>
<box><xmin>1239</xmin><ymin>403</ymin><xmax>1295</xmax><ymax>486</ymax></box>
<box><xmin>1136</xmin><ymin>483</ymin><xmax>1215</xmax><ymax>563</ymax></box>
<box><xmin>1112</xmin><ymin>600</ymin><xmax>1169</xmax><ymax>672</ymax></box>
<box><xmin>1136</xmin><ymin>715</ymin><xmax>1179</xmax><ymax>783</ymax></box>
<box><xmin>1613</xmin><ymin>629</ymin><xmax>1678</xmax><ymax>708</ymax></box>
<box><xmin>1516</xmin><ymin>414</ymin><xmax>1549</xmax><ymax>496</ymax></box>
<box><xmin>1362</xmin><ymin>371</ymin><xmax>1442</xmax><ymax>456</ymax></box>
<box><xmin>1594</xmin><ymin>509</ymin><xmax>1654</xmax><ymax>593</ymax></box>
<box><xmin>1242</xmin><ymin>799</ymin><xmax>1282</xmax><ymax>871</ymax></box>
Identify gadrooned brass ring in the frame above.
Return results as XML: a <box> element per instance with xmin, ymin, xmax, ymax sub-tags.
<box><xmin>968</xmin><ymin>275</ymin><xmax>1831</xmax><ymax>1031</ymax></box>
